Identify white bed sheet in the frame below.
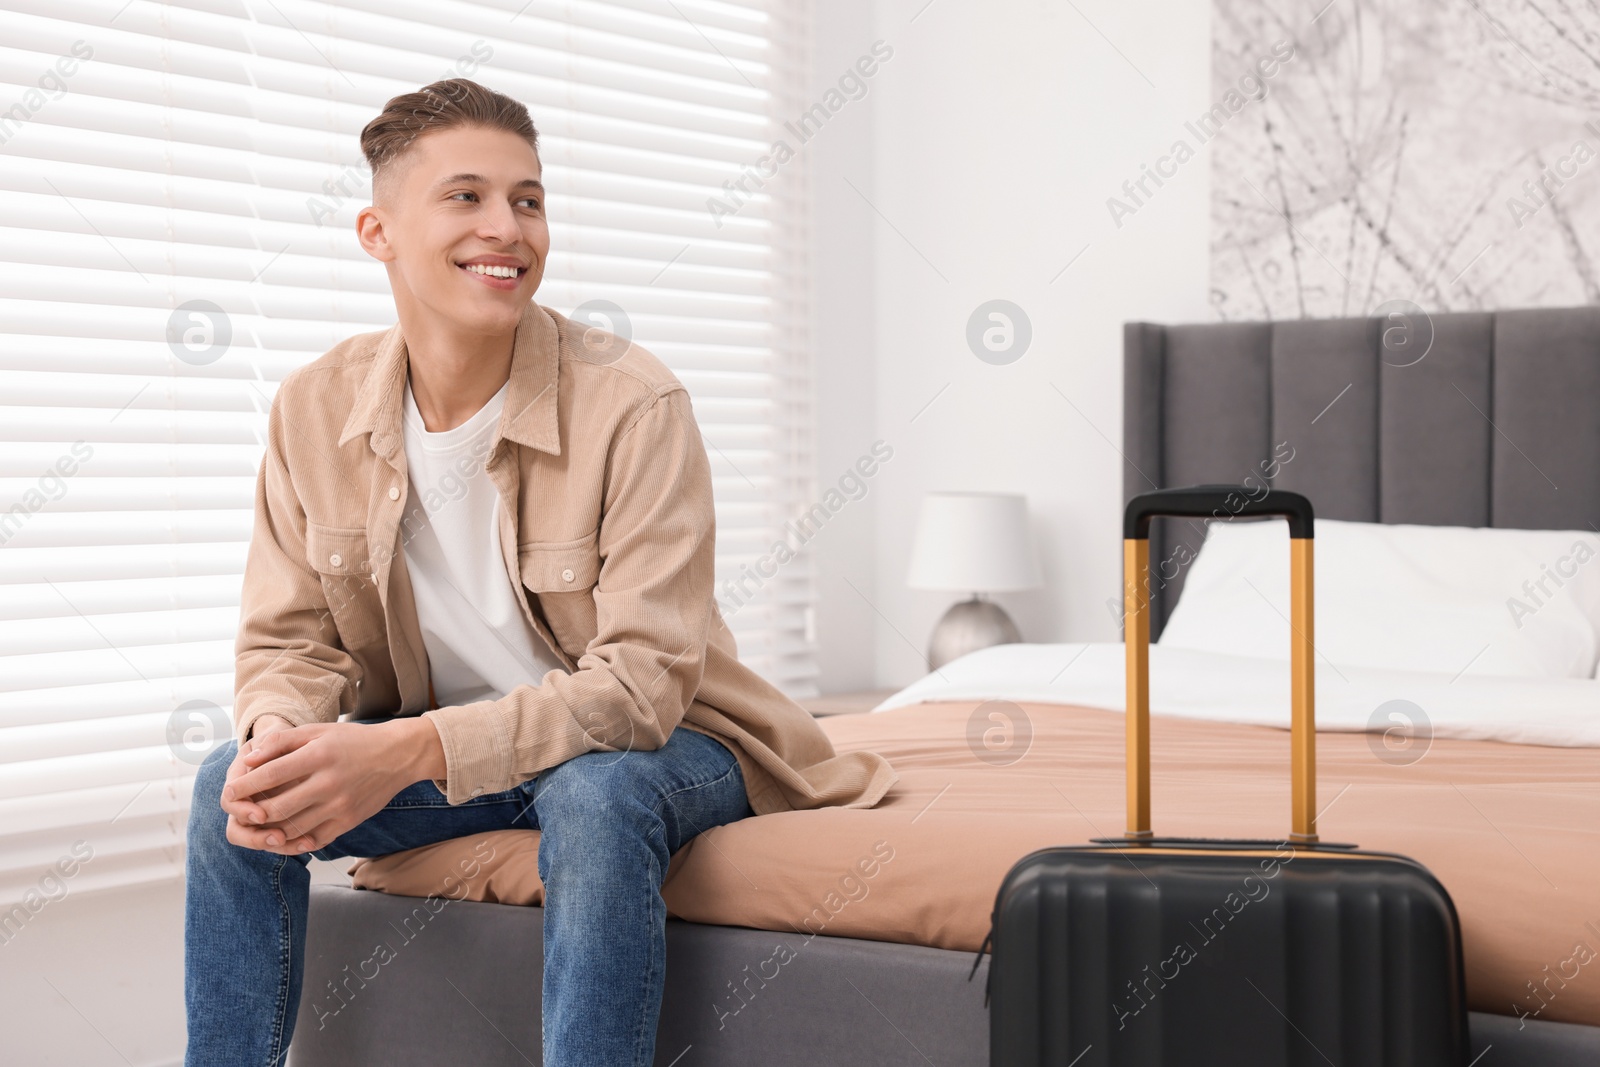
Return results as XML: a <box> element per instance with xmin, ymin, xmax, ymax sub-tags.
<box><xmin>872</xmin><ymin>642</ymin><xmax>1600</xmax><ymax>747</ymax></box>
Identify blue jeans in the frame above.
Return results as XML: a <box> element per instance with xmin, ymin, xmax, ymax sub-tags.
<box><xmin>184</xmin><ymin>724</ymin><xmax>751</xmax><ymax>1067</ymax></box>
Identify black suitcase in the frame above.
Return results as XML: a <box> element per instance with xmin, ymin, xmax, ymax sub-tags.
<box><xmin>979</xmin><ymin>486</ymin><xmax>1470</xmax><ymax>1067</ymax></box>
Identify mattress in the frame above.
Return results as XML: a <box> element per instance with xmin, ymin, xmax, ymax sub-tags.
<box><xmin>348</xmin><ymin>700</ymin><xmax>1600</xmax><ymax>1029</ymax></box>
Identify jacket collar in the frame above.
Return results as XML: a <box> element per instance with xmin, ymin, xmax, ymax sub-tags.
<box><xmin>337</xmin><ymin>299</ymin><xmax>562</xmax><ymax>459</ymax></box>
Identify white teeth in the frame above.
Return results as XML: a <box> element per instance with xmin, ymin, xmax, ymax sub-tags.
<box><xmin>463</xmin><ymin>263</ymin><xmax>519</xmax><ymax>278</ymax></box>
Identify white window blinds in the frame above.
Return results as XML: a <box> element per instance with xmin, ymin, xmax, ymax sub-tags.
<box><xmin>0</xmin><ymin>0</ymin><xmax>816</xmax><ymax>904</ymax></box>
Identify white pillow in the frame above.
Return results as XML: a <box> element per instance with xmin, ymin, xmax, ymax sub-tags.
<box><xmin>1157</xmin><ymin>518</ymin><xmax>1600</xmax><ymax>679</ymax></box>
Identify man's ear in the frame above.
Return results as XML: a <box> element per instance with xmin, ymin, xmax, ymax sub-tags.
<box><xmin>356</xmin><ymin>204</ymin><xmax>396</xmax><ymax>264</ymax></box>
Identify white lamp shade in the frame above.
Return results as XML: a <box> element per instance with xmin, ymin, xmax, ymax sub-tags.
<box><xmin>906</xmin><ymin>491</ymin><xmax>1043</xmax><ymax>592</ymax></box>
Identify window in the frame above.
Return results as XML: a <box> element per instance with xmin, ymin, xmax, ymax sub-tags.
<box><xmin>0</xmin><ymin>0</ymin><xmax>815</xmax><ymax>901</ymax></box>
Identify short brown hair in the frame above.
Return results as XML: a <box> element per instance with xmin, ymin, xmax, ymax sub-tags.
<box><xmin>359</xmin><ymin>78</ymin><xmax>539</xmax><ymax>203</ymax></box>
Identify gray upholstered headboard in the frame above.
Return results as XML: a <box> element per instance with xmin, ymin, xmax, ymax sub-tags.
<box><xmin>1123</xmin><ymin>307</ymin><xmax>1600</xmax><ymax>639</ymax></box>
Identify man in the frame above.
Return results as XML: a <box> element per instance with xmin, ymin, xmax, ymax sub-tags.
<box><xmin>185</xmin><ymin>77</ymin><xmax>897</xmax><ymax>1067</ymax></box>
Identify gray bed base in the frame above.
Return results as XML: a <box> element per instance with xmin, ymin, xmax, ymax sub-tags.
<box><xmin>289</xmin><ymin>885</ymin><xmax>1600</xmax><ymax>1065</ymax></box>
<box><xmin>291</xmin><ymin>307</ymin><xmax>1600</xmax><ymax>1064</ymax></box>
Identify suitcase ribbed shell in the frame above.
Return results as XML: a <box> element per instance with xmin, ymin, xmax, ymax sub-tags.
<box><xmin>989</xmin><ymin>846</ymin><xmax>1469</xmax><ymax>1067</ymax></box>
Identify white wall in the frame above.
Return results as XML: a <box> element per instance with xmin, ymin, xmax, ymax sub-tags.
<box><xmin>808</xmin><ymin>0</ymin><xmax>885</xmax><ymax>694</ymax></box>
<box><xmin>812</xmin><ymin>0</ymin><xmax>1215</xmax><ymax>690</ymax></box>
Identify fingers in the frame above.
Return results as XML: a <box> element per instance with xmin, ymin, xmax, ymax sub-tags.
<box><xmin>226</xmin><ymin>802</ymin><xmax>325</xmax><ymax>852</ymax></box>
<box><xmin>220</xmin><ymin>746</ymin><xmax>273</xmax><ymax>825</ymax></box>
<box><xmin>234</xmin><ymin>776</ymin><xmax>323</xmax><ymax>832</ymax></box>
<box><xmin>227</xmin><ymin>817</ymin><xmax>281</xmax><ymax>850</ymax></box>
<box><xmin>222</xmin><ymin>738</ymin><xmax>308</xmax><ymax>822</ymax></box>
<box><xmin>219</xmin><ymin>780</ymin><xmax>288</xmax><ymax>829</ymax></box>
<box><xmin>241</xmin><ymin>725</ymin><xmax>319</xmax><ymax>767</ymax></box>
<box><xmin>280</xmin><ymin>818</ymin><xmax>342</xmax><ymax>854</ymax></box>
<box><xmin>225</xmin><ymin>749</ymin><xmax>315</xmax><ymax>809</ymax></box>
<box><xmin>223</xmin><ymin>795</ymin><xmax>270</xmax><ymax>827</ymax></box>
<box><xmin>221</xmin><ymin>776</ymin><xmax>303</xmax><ymax>827</ymax></box>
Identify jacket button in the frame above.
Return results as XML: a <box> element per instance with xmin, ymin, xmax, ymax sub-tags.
<box><xmin>389</xmin><ymin>486</ymin><xmax>400</xmax><ymax>500</ymax></box>
<box><xmin>329</xmin><ymin>553</ymin><xmax>342</xmax><ymax>567</ymax></box>
<box><xmin>561</xmin><ymin>568</ymin><xmax>575</xmax><ymax>582</ymax></box>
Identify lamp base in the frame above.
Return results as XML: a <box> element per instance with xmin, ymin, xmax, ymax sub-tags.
<box><xmin>927</xmin><ymin>596</ymin><xmax>1022</xmax><ymax>672</ymax></box>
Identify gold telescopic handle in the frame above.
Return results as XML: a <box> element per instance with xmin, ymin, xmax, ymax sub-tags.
<box><xmin>1123</xmin><ymin>535</ymin><xmax>1317</xmax><ymax>844</ymax></box>
<box><xmin>1289</xmin><ymin>538</ymin><xmax>1317</xmax><ymax>843</ymax></box>
<box><xmin>1123</xmin><ymin>539</ymin><xmax>1152</xmax><ymax>840</ymax></box>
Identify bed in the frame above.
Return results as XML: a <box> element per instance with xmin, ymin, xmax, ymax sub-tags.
<box><xmin>287</xmin><ymin>307</ymin><xmax>1600</xmax><ymax>1066</ymax></box>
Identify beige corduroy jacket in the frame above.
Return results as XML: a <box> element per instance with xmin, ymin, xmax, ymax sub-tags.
<box><xmin>233</xmin><ymin>299</ymin><xmax>898</xmax><ymax>815</ymax></box>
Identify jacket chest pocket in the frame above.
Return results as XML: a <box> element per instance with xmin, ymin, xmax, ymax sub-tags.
<box><xmin>305</xmin><ymin>523</ymin><xmax>386</xmax><ymax>652</ymax></box>
<box><xmin>518</xmin><ymin>532</ymin><xmax>601</xmax><ymax>659</ymax></box>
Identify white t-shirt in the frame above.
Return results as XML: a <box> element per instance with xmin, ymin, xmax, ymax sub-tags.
<box><xmin>399</xmin><ymin>375</ymin><xmax>567</xmax><ymax>708</ymax></box>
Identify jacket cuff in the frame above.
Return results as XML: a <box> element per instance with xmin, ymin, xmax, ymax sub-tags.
<box><xmin>423</xmin><ymin>700</ymin><xmax>516</xmax><ymax>805</ymax></box>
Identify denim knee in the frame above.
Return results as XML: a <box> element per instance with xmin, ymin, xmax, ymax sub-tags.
<box><xmin>537</xmin><ymin>757</ymin><xmax>649</xmax><ymax>825</ymax></box>
<box><xmin>534</xmin><ymin>757</ymin><xmax>668</xmax><ymax>856</ymax></box>
<box><xmin>187</xmin><ymin>740</ymin><xmax>237</xmax><ymax>851</ymax></box>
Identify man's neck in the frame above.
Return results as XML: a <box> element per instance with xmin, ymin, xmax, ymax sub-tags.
<box><xmin>402</xmin><ymin>316</ymin><xmax>516</xmax><ymax>433</ymax></box>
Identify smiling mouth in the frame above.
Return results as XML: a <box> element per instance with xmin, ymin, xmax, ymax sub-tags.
<box><xmin>456</xmin><ymin>263</ymin><xmax>527</xmax><ymax>280</ymax></box>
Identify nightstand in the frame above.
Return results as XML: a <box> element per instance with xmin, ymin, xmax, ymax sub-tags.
<box><xmin>799</xmin><ymin>688</ymin><xmax>899</xmax><ymax>717</ymax></box>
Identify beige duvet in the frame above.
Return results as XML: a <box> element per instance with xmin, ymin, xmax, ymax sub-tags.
<box><xmin>347</xmin><ymin>701</ymin><xmax>1600</xmax><ymax>1027</ymax></box>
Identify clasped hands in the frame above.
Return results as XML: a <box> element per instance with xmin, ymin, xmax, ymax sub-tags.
<box><xmin>219</xmin><ymin>714</ymin><xmax>446</xmax><ymax>856</ymax></box>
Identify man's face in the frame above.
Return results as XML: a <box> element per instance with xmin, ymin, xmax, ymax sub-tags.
<box><xmin>357</xmin><ymin>124</ymin><xmax>550</xmax><ymax>336</ymax></box>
